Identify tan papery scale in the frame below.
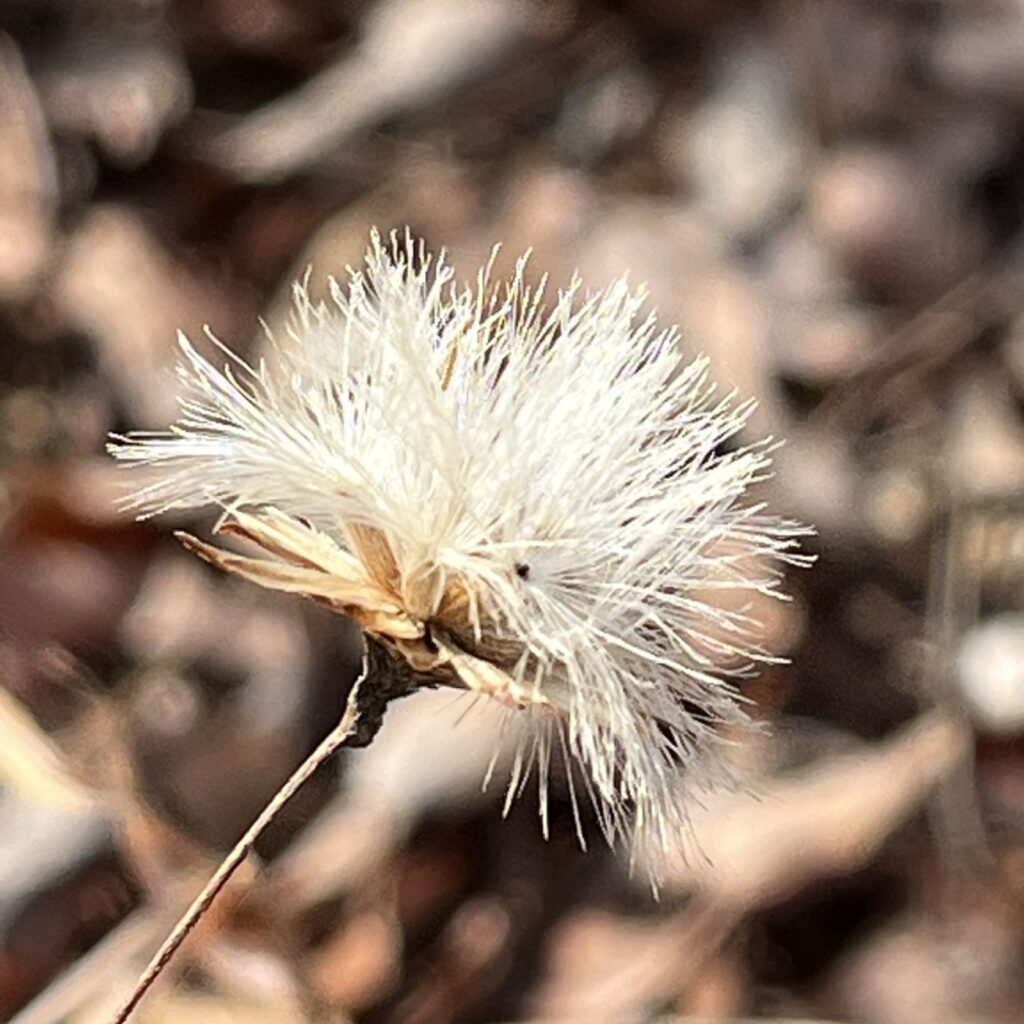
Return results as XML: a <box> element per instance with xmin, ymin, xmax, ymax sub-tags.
<box><xmin>178</xmin><ymin>506</ymin><xmax>552</xmax><ymax>710</ymax></box>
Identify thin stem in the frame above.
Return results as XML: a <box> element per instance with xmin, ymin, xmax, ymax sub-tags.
<box><xmin>110</xmin><ymin>676</ymin><xmax>367</xmax><ymax>1024</ymax></box>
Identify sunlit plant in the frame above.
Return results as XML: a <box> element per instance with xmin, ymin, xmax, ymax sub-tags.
<box><xmin>108</xmin><ymin>229</ymin><xmax>809</xmax><ymax>1021</ymax></box>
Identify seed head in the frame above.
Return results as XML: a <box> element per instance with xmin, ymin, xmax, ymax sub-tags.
<box><xmin>109</xmin><ymin>229</ymin><xmax>810</xmax><ymax>876</ymax></box>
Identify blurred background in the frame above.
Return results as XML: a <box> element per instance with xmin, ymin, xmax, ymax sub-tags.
<box><xmin>2</xmin><ymin>0</ymin><xmax>1024</xmax><ymax>1021</ymax></box>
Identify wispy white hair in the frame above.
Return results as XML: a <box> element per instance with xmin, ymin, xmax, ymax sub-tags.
<box><xmin>110</xmin><ymin>229</ymin><xmax>810</xmax><ymax>876</ymax></box>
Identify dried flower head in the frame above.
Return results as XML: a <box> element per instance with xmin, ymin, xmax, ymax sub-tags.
<box><xmin>110</xmin><ymin>230</ymin><xmax>809</xmax><ymax>874</ymax></box>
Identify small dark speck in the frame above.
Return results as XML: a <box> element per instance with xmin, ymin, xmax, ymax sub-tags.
<box><xmin>422</xmin><ymin>623</ymin><xmax>439</xmax><ymax>653</ymax></box>
<box><xmin>515</xmin><ymin>562</ymin><xmax>530</xmax><ymax>580</ymax></box>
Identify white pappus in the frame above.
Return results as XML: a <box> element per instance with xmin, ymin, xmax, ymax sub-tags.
<box><xmin>109</xmin><ymin>229</ymin><xmax>811</xmax><ymax>878</ymax></box>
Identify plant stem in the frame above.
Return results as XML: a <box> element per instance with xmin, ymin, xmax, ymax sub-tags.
<box><xmin>110</xmin><ymin>638</ymin><xmax>425</xmax><ymax>1024</ymax></box>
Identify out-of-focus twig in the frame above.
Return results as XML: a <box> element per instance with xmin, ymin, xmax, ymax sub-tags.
<box><xmin>0</xmin><ymin>31</ymin><xmax>56</xmax><ymax>300</ymax></box>
<box><xmin>10</xmin><ymin>904</ymin><xmax>193</xmax><ymax>1024</ymax></box>
<box><xmin>657</xmin><ymin>711</ymin><xmax>972</xmax><ymax>905</ymax></box>
<box><xmin>205</xmin><ymin>0</ymin><xmax>533</xmax><ymax>183</ymax></box>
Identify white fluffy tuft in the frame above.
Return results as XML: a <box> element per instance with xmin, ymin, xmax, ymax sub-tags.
<box><xmin>110</xmin><ymin>229</ymin><xmax>810</xmax><ymax>876</ymax></box>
